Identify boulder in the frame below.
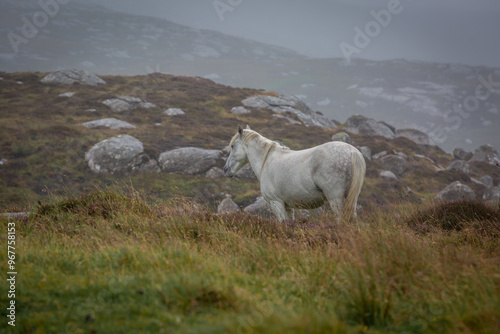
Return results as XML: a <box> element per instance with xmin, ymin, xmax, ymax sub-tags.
<box><xmin>164</xmin><ymin>108</ymin><xmax>185</xmax><ymax>116</ymax></box>
<box><xmin>41</xmin><ymin>69</ymin><xmax>106</xmax><ymax>86</ymax></box>
<box><xmin>396</xmin><ymin>128</ymin><xmax>430</xmax><ymax>145</ymax></box>
<box><xmin>345</xmin><ymin>115</ymin><xmax>395</xmax><ymax>139</ymax></box>
<box><xmin>85</xmin><ymin>135</ymin><xmax>144</xmax><ymax>174</ymax></box>
<box><xmin>205</xmin><ymin>167</ymin><xmax>225</xmax><ymax>179</ymax></box>
<box><xmin>446</xmin><ymin>160</ymin><xmax>470</xmax><ymax>174</ymax></box>
<box><xmin>478</xmin><ymin>175</ymin><xmax>493</xmax><ymax>188</ymax></box>
<box><xmin>470</xmin><ymin>144</ymin><xmax>500</xmax><ymax>165</ymax></box>
<box><xmin>379</xmin><ymin>154</ymin><xmax>409</xmax><ymax>176</ymax></box>
<box><xmin>359</xmin><ymin>146</ymin><xmax>372</xmax><ymax>161</ymax></box>
<box><xmin>217</xmin><ymin>198</ymin><xmax>240</xmax><ymax>214</ymax></box>
<box><xmin>158</xmin><ymin>147</ymin><xmax>222</xmax><ymax>175</ymax></box>
<box><xmin>244</xmin><ymin>196</ymin><xmax>273</xmax><ymax>217</ymax></box>
<box><xmin>242</xmin><ymin>94</ymin><xmax>336</xmax><ymax>129</ymax></box>
<box><xmin>380</xmin><ymin>170</ymin><xmax>398</xmax><ymax>179</ymax></box>
<box><xmin>372</xmin><ymin>151</ymin><xmax>388</xmax><ymax>160</ymax></box>
<box><xmin>235</xmin><ymin>165</ymin><xmax>257</xmax><ymax>180</ymax></box>
<box><xmin>435</xmin><ymin>181</ymin><xmax>475</xmax><ymax>202</ymax></box>
<box><xmin>82</xmin><ymin>118</ymin><xmax>135</xmax><ymax>130</ymax></box>
<box><xmin>58</xmin><ymin>92</ymin><xmax>75</xmax><ymax>98</ymax></box>
<box><xmin>485</xmin><ymin>186</ymin><xmax>500</xmax><ymax>203</ymax></box>
<box><xmin>331</xmin><ymin>132</ymin><xmax>352</xmax><ymax>144</ymax></box>
<box><xmin>102</xmin><ymin>96</ymin><xmax>157</xmax><ymax>112</ymax></box>
<box><xmin>231</xmin><ymin>106</ymin><xmax>251</xmax><ymax>114</ymax></box>
<box><xmin>453</xmin><ymin>148</ymin><xmax>473</xmax><ymax>161</ymax></box>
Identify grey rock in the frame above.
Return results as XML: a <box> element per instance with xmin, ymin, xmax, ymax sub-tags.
<box><xmin>453</xmin><ymin>148</ymin><xmax>473</xmax><ymax>161</ymax></box>
<box><xmin>164</xmin><ymin>108</ymin><xmax>185</xmax><ymax>116</ymax></box>
<box><xmin>82</xmin><ymin>118</ymin><xmax>135</xmax><ymax>130</ymax></box>
<box><xmin>435</xmin><ymin>181</ymin><xmax>475</xmax><ymax>201</ymax></box>
<box><xmin>272</xmin><ymin>114</ymin><xmax>301</xmax><ymax>125</ymax></box>
<box><xmin>380</xmin><ymin>170</ymin><xmax>398</xmax><ymax>179</ymax></box>
<box><xmin>102</xmin><ymin>96</ymin><xmax>157</xmax><ymax>112</ymax></box>
<box><xmin>244</xmin><ymin>196</ymin><xmax>273</xmax><ymax>217</ymax></box>
<box><xmin>446</xmin><ymin>160</ymin><xmax>470</xmax><ymax>174</ymax></box>
<box><xmin>470</xmin><ymin>144</ymin><xmax>500</xmax><ymax>165</ymax></box>
<box><xmin>478</xmin><ymin>175</ymin><xmax>493</xmax><ymax>188</ymax></box>
<box><xmin>137</xmin><ymin>159</ymin><xmax>160</xmax><ymax>173</ymax></box>
<box><xmin>85</xmin><ymin>135</ymin><xmax>144</xmax><ymax>174</ymax></box>
<box><xmin>331</xmin><ymin>132</ymin><xmax>352</xmax><ymax>144</ymax></box>
<box><xmin>242</xmin><ymin>94</ymin><xmax>336</xmax><ymax>129</ymax></box>
<box><xmin>41</xmin><ymin>69</ymin><xmax>106</xmax><ymax>86</ymax></box>
<box><xmin>217</xmin><ymin>198</ymin><xmax>240</xmax><ymax>214</ymax></box>
<box><xmin>231</xmin><ymin>106</ymin><xmax>251</xmax><ymax>114</ymax></box>
<box><xmin>485</xmin><ymin>186</ymin><xmax>500</xmax><ymax>203</ymax></box>
<box><xmin>379</xmin><ymin>154</ymin><xmax>409</xmax><ymax>176</ymax></box>
<box><xmin>236</xmin><ymin>165</ymin><xmax>257</xmax><ymax>180</ymax></box>
<box><xmin>396</xmin><ymin>128</ymin><xmax>430</xmax><ymax>145</ymax></box>
<box><xmin>58</xmin><ymin>92</ymin><xmax>75</xmax><ymax>98</ymax></box>
<box><xmin>0</xmin><ymin>158</ymin><xmax>7</xmax><ymax>166</ymax></box>
<box><xmin>159</xmin><ymin>147</ymin><xmax>222</xmax><ymax>175</ymax></box>
<box><xmin>102</xmin><ymin>98</ymin><xmax>133</xmax><ymax>112</ymax></box>
<box><xmin>372</xmin><ymin>151</ymin><xmax>388</xmax><ymax>160</ymax></box>
<box><xmin>345</xmin><ymin>115</ymin><xmax>395</xmax><ymax>139</ymax></box>
<box><xmin>359</xmin><ymin>146</ymin><xmax>372</xmax><ymax>161</ymax></box>
<box><xmin>206</xmin><ymin>167</ymin><xmax>225</xmax><ymax>179</ymax></box>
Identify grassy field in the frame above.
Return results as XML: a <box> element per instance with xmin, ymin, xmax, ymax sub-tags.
<box><xmin>1</xmin><ymin>188</ymin><xmax>499</xmax><ymax>333</ymax></box>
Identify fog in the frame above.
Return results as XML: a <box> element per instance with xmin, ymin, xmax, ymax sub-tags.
<box><xmin>93</xmin><ymin>0</ymin><xmax>500</xmax><ymax>67</ymax></box>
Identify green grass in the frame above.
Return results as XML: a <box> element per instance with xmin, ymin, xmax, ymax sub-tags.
<box><xmin>1</xmin><ymin>188</ymin><xmax>498</xmax><ymax>333</ymax></box>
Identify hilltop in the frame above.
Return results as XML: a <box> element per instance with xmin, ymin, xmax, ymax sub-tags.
<box><xmin>0</xmin><ymin>70</ymin><xmax>499</xmax><ymax>212</ymax></box>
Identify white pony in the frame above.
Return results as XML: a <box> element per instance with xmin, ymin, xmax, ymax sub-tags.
<box><xmin>223</xmin><ymin>125</ymin><xmax>366</xmax><ymax>222</ymax></box>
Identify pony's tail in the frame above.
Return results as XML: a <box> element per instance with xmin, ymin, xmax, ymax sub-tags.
<box><xmin>344</xmin><ymin>151</ymin><xmax>366</xmax><ymax>221</ymax></box>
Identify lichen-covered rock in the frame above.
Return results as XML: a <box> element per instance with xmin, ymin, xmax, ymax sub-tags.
<box><xmin>470</xmin><ymin>144</ymin><xmax>500</xmax><ymax>165</ymax></box>
<box><xmin>158</xmin><ymin>147</ymin><xmax>222</xmax><ymax>175</ymax></box>
<box><xmin>41</xmin><ymin>69</ymin><xmax>106</xmax><ymax>86</ymax></box>
<box><xmin>230</xmin><ymin>106</ymin><xmax>251</xmax><ymax>114</ymax></box>
<box><xmin>331</xmin><ymin>132</ymin><xmax>352</xmax><ymax>144</ymax></box>
<box><xmin>446</xmin><ymin>160</ymin><xmax>470</xmax><ymax>174</ymax></box>
<box><xmin>453</xmin><ymin>148</ymin><xmax>473</xmax><ymax>161</ymax></box>
<box><xmin>345</xmin><ymin>115</ymin><xmax>395</xmax><ymax>139</ymax></box>
<box><xmin>380</xmin><ymin>170</ymin><xmax>398</xmax><ymax>179</ymax></box>
<box><xmin>82</xmin><ymin>118</ymin><xmax>135</xmax><ymax>130</ymax></box>
<box><xmin>217</xmin><ymin>198</ymin><xmax>240</xmax><ymax>214</ymax></box>
<box><xmin>379</xmin><ymin>154</ymin><xmax>408</xmax><ymax>176</ymax></box>
<box><xmin>164</xmin><ymin>108</ymin><xmax>185</xmax><ymax>116</ymax></box>
<box><xmin>435</xmin><ymin>181</ymin><xmax>475</xmax><ymax>201</ymax></box>
<box><xmin>85</xmin><ymin>135</ymin><xmax>144</xmax><ymax>174</ymax></box>
<box><xmin>102</xmin><ymin>96</ymin><xmax>156</xmax><ymax>112</ymax></box>
<box><xmin>244</xmin><ymin>196</ymin><xmax>273</xmax><ymax>217</ymax></box>
<box><xmin>242</xmin><ymin>94</ymin><xmax>336</xmax><ymax>129</ymax></box>
<box><xmin>205</xmin><ymin>167</ymin><xmax>225</xmax><ymax>179</ymax></box>
<box><xmin>359</xmin><ymin>146</ymin><xmax>372</xmax><ymax>161</ymax></box>
<box><xmin>396</xmin><ymin>128</ymin><xmax>430</xmax><ymax>145</ymax></box>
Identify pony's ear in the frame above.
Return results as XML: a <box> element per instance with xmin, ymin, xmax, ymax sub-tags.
<box><xmin>237</xmin><ymin>124</ymin><xmax>244</xmax><ymax>136</ymax></box>
<box><xmin>246</xmin><ymin>125</ymin><xmax>251</xmax><ymax>130</ymax></box>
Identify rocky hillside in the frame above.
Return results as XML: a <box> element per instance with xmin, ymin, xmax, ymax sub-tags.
<box><xmin>0</xmin><ymin>70</ymin><xmax>499</xmax><ymax>213</ymax></box>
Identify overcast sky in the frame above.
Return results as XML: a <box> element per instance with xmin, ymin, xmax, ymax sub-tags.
<box><xmin>90</xmin><ymin>0</ymin><xmax>500</xmax><ymax>67</ymax></box>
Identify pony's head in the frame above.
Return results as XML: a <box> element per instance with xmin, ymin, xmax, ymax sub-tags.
<box><xmin>223</xmin><ymin>125</ymin><xmax>251</xmax><ymax>177</ymax></box>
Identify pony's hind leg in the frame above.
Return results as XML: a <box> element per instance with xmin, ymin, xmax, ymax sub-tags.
<box><xmin>327</xmin><ymin>195</ymin><xmax>344</xmax><ymax>223</ymax></box>
<box><xmin>269</xmin><ymin>200</ymin><xmax>289</xmax><ymax>222</ymax></box>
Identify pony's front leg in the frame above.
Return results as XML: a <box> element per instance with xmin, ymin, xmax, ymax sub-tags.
<box><xmin>269</xmin><ymin>200</ymin><xmax>288</xmax><ymax>222</ymax></box>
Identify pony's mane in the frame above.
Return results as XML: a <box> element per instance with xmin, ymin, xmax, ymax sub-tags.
<box><xmin>230</xmin><ymin>129</ymin><xmax>289</xmax><ymax>151</ymax></box>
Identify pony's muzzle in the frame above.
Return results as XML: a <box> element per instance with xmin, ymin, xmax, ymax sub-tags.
<box><xmin>223</xmin><ymin>165</ymin><xmax>234</xmax><ymax>177</ymax></box>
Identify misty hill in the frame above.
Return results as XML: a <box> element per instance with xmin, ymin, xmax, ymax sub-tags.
<box><xmin>1</xmin><ymin>70</ymin><xmax>498</xmax><ymax>212</ymax></box>
<box><xmin>1</xmin><ymin>0</ymin><xmax>499</xmax><ymax>153</ymax></box>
